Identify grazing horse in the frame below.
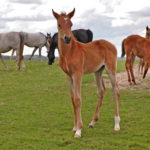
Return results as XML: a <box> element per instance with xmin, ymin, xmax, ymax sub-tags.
<box><xmin>52</xmin><ymin>8</ymin><xmax>120</xmax><ymax>138</ymax></box>
<box><xmin>47</xmin><ymin>29</ymin><xmax>93</xmax><ymax>65</ymax></box>
<box><xmin>0</xmin><ymin>32</ymin><xmax>24</xmax><ymax>70</ymax></box>
<box><xmin>121</xmin><ymin>29</ymin><xmax>150</xmax><ymax>84</ymax></box>
<box><xmin>138</xmin><ymin>26</ymin><xmax>150</xmax><ymax>74</ymax></box>
<box><xmin>10</xmin><ymin>32</ymin><xmax>52</xmax><ymax>61</ymax></box>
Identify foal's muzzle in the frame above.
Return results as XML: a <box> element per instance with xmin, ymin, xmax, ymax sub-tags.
<box><xmin>64</xmin><ymin>36</ymin><xmax>71</xmax><ymax>44</ymax></box>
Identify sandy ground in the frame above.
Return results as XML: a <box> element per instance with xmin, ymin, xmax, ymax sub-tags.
<box><xmin>104</xmin><ymin>65</ymin><xmax>150</xmax><ymax>90</ymax></box>
<box><xmin>86</xmin><ymin>65</ymin><xmax>150</xmax><ymax>90</ymax></box>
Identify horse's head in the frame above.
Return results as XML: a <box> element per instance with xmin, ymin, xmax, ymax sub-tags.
<box><xmin>47</xmin><ymin>33</ymin><xmax>52</xmax><ymax>43</ymax></box>
<box><xmin>52</xmin><ymin>8</ymin><xmax>75</xmax><ymax>44</ymax></box>
<box><xmin>146</xmin><ymin>26</ymin><xmax>150</xmax><ymax>39</ymax></box>
<box><xmin>46</xmin><ymin>33</ymin><xmax>52</xmax><ymax>51</ymax></box>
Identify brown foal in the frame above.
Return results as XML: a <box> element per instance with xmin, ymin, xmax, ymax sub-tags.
<box><xmin>122</xmin><ymin>27</ymin><xmax>150</xmax><ymax>84</ymax></box>
<box><xmin>52</xmin><ymin>8</ymin><xmax>120</xmax><ymax>138</ymax></box>
<box><xmin>138</xmin><ymin>26</ymin><xmax>150</xmax><ymax>75</ymax></box>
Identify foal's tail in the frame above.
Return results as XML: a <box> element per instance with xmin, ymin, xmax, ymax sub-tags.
<box><xmin>87</xmin><ymin>29</ymin><xmax>93</xmax><ymax>42</ymax></box>
<box><xmin>121</xmin><ymin>39</ymin><xmax>126</xmax><ymax>58</ymax></box>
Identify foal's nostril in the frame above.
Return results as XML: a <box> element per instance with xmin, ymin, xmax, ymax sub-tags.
<box><xmin>64</xmin><ymin>36</ymin><xmax>71</xmax><ymax>44</ymax></box>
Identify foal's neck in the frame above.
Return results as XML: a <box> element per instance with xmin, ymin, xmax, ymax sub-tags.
<box><xmin>58</xmin><ymin>33</ymin><xmax>76</xmax><ymax>57</ymax></box>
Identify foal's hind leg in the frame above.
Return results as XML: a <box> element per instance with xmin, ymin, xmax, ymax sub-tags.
<box><xmin>89</xmin><ymin>69</ymin><xmax>105</xmax><ymax>128</ymax></box>
<box><xmin>106</xmin><ymin>69</ymin><xmax>120</xmax><ymax>131</ymax></box>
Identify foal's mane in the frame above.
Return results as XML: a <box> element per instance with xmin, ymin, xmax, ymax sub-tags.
<box><xmin>60</xmin><ymin>11</ymin><xmax>66</xmax><ymax>15</ymax></box>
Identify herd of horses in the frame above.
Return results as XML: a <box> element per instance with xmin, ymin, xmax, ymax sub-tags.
<box><xmin>0</xmin><ymin>8</ymin><xmax>149</xmax><ymax>138</ymax></box>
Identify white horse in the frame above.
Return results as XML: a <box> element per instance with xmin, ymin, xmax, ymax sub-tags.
<box><xmin>0</xmin><ymin>32</ymin><xmax>24</xmax><ymax>70</ymax></box>
<box><xmin>10</xmin><ymin>32</ymin><xmax>51</xmax><ymax>61</ymax></box>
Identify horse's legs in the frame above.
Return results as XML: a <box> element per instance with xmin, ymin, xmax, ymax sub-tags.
<box><xmin>0</xmin><ymin>53</ymin><xmax>8</xmax><ymax>70</ymax></box>
<box><xmin>143</xmin><ymin>63</ymin><xmax>149</xmax><ymax>79</ymax></box>
<box><xmin>125</xmin><ymin>55</ymin><xmax>132</xmax><ymax>84</ymax></box>
<box><xmin>10</xmin><ymin>49</ymin><xmax>15</xmax><ymax>61</ymax></box>
<box><xmin>138</xmin><ymin>59</ymin><xmax>145</xmax><ymax>75</ymax></box>
<box><xmin>29</xmin><ymin>47</ymin><xmax>38</xmax><ymax>60</ymax></box>
<box><xmin>16</xmin><ymin>49</ymin><xmax>25</xmax><ymax>70</ymax></box>
<box><xmin>141</xmin><ymin>60</ymin><xmax>145</xmax><ymax>74</ymax></box>
<box><xmin>129</xmin><ymin>54</ymin><xmax>136</xmax><ymax>84</ymax></box>
<box><xmin>72</xmin><ymin>73</ymin><xmax>83</xmax><ymax>138</ymax></box>
<box><xmin>89</xmin><ymin>68</ymin><xmax>105</xmax><ymax>128</ymax></box>
<box><xmin>106</xmin><ymin>69</ymin><xmax>120</xmax><ymax>131</ymax></box>
<box><xmin>138</xmin><ymin>59</ymin><xmax>142</xmax><ymax>75</ymax></box>
<box><xmin>39</xmin><ymin>47</ymin><xmax>42</xmax><ymax>61</ymax></box>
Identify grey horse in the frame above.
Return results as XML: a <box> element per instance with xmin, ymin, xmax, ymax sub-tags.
<box><xmin>0</xmin><ymin>32</ymin><xmax>24</xmax><ymax>70</ymax></box>
<box><xmin>10</xmin><ymin>32</ymin><xmax>51</xmax><ymax>61</ymax></box>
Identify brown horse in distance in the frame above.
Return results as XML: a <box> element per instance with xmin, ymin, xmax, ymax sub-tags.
<box><xmin>138</xmin><ymin>26</ymin><xmax>150</xmax><ymax>74</ymax></box>
<box><xmin>52</xmin><ymin>8</ymin><xmax>120</xmax><ymax>138</ymax></box>
<box><xmin>121</xmin><ymin>30</ymin><xmax>150</xmax><ymax>84</ymax></box>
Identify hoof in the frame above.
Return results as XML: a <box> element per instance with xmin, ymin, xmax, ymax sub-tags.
<box><xmin>133</xmin><ymin>82</ymin><xmax>136</xmax><ymax>85</ymax></box>
<box><xmin>74</xmin><ymin>134</ymin><xmax>81</xmax><ymax>138</ymax></box>
<box><xmin>88</xmin><ymin>124</ymin><xmax>94</xmax><ymax>128</ymax></box>
<box><xmin>74</xmin><ymin>129</ymin><xmax>81</xmax><ymax>138</ymax></box>
<box><xmin>114</xmin><ymin>127</ymin><xmax>120</xmax><ymax>131</ymax></box>
<box><xmin>114</xmin><ymin>116</ymin><xmax>120</xmax><ymax>131</ymax></box>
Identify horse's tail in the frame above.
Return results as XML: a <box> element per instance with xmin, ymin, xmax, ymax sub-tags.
<box><xmin>121</xmin><ymin>39</ymin><xmax>126</xmax><ymax>58</ymax></box>
<box><xmin>19</xmin><ymin>32</ymin><xmax>24</xmax><ymax>60</ymax></box>
<box><xmin>87</xmin><ymin>29</ymin><xmax>93</xmax><ymax>42</ymax></box>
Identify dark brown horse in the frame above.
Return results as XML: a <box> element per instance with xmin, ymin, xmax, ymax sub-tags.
<box><xmin>47</xmin><ymin>29</ymin><xmax>93</xmax><ymax>65</ymax></box>
<box><xmin>121</xmin><ymin>28</ymin><xmax>150</xmax><ymax>84</ymax></box>
<box><xmin>52</xmin><ymin>8</ymin><xmax>120</xmax><ymax>138</ymax></box>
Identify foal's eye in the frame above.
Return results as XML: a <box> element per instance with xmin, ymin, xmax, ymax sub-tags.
<box><xmin>58</xmin><ymin>24</ymin><xmax>62</xmax><ymax>28</ymax></box>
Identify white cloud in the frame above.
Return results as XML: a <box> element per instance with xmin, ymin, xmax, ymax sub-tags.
<box><xmin>0</xmin><ymin>0</ymin><xmax>150</xmax><ymax>56</ymax></box>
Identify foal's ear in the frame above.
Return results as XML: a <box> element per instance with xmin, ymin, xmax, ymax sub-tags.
<box><xmin>67</xmin><ymin>8</ymin><xmax>75</xmax><ymax>19</ymax></box>
<box><xmin>146</xmin><ymin>26</ymin><xmax>149</xmax><ymax>30</ymax></box>
<box><xmin>52</xmin><ymin>9</ymin><xmax>60</xmax><ymax>19</ymax></box>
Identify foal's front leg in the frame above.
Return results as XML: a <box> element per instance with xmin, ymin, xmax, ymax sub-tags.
<box><xmin>66</xmin><ymin>75</ymin><xmax>77</xmax><ymax>132</ymax></box>
<box><xmin>72</xmin><ymin>73</ymin><xmax>83</xmax><ymax>138</ymax></box>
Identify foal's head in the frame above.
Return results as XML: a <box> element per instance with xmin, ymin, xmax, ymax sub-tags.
<box><xmin>52</xmin><ymin>8</ymin><xmax>75</xmax><ymax>44</ymax></box>
<box><xmin>146</xmin><ymin>26</ymin><xmax>150</xmax><ymax>39</ymax></box>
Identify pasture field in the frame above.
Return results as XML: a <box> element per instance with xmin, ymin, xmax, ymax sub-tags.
<box><xmin>0</xmin><ymin>60</ymin><xmax>149</xmax><ymax>150</ymax></box>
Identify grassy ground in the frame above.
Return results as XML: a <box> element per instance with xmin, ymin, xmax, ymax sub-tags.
<box><xmin>0</xmin><ymin>60</ymin><xmax>149</xmax><ymax>150</ymax></box>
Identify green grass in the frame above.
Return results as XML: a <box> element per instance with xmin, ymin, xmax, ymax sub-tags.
<box><xmin>0</xmin><ymin>60</ymin><xmax>149</xmax><ymax>150</ymax></box>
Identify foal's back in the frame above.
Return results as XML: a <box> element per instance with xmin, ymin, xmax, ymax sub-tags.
<box><xmin>69</xmin><ymin>39</ymin><xmax>117</xmax><ymax>74</ymax></box>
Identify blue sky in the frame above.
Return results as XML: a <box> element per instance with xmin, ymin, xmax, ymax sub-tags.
<box><xmin>0</xmin><ymin>0</ymin><xmax>150</xmax><ymax>57</ymax></box>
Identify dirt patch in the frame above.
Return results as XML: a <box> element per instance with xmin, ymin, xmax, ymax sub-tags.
<box><xmin>86</xmin><ymin>65</ymin><xmax>150</xmax><ymax>90</ymax></box>
<box><xmin>115</xmin><ymin>65</ymin><xmax>150</xmax><ymax>90</ymax></box>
